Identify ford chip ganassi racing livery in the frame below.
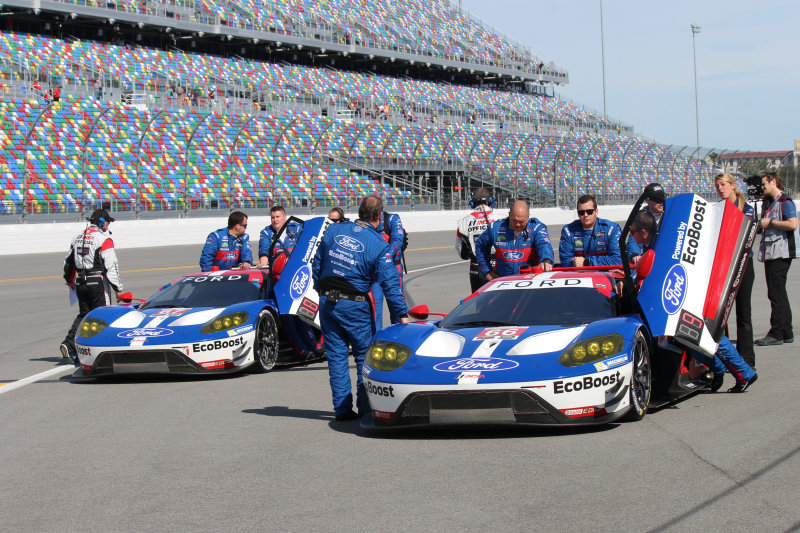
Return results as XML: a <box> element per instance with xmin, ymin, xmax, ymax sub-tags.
<box><xmin>362</xmin><ymin>190</ymin><xmax>756</xmax><ymax>428</ymax></box>
<box><xmin>73</xmin><ymin>217</ymin><xmax>331</xmax><ymax>376</ymax></box>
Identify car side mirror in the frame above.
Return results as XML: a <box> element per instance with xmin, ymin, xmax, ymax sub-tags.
<box><xmin>408</xmin><ymin>304</ymin><xmax>429</xmax><ymax>320</ymax></box>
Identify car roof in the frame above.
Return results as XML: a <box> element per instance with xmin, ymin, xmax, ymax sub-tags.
<box><xmin>173</xmin><ymin>270</ymin><xmax>267</xmax><ymax>284</ymax></box>
<box><xmin>476</xmin><ymin>270</ymin><xmax>619</xmax><ymax>299</ymax></box>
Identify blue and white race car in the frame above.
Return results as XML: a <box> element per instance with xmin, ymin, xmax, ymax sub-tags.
<box><xmin>362</xmin><ymin>189</ymin><xmax>757</xmax><ymax>428</ymax></box>
<box><xmin>74</xmin><ymin>217</ymin><xmax>330</xmax><ymax>376</ymax></box>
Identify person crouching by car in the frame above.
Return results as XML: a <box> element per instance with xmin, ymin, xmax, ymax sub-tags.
<box><xmin>559</xmin><ymin>193</ymin><xmax>622</xmax><ymax>267</ymax></box>
<box><xmin>755</xmin><ymin>172</ymin><xmax>799</xmax><ymax>346</ymax></box>
<box><xmin>60</xmin><ymin>209</ymin><xmax>123</xmax><ymax>366</ymax></box>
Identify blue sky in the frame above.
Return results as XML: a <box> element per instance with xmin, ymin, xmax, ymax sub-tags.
<box><xmin>458</xmin><ymin>0</ymin><xmax>799</xmax><ymax>152</ymax></box>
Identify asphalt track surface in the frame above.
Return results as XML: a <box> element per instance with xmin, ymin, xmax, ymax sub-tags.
<box><xmin>1</xmin><ymin>228</ymin><xmax>799</xmax><ymax>532</ymax></box>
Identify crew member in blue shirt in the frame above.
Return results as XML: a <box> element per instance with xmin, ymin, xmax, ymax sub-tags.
<box><xmin>476</xmin><ymin>200</ymin><xmax>554</xmax><ymax>279</ymax></box>
<box><xmin>373</xmin><ymin>209</ymin><xmax>407</xmax><ymax>327</ymax></box>
<box><xmin>199</xmin><ymin>211</ymin><xmax>252</xmax><ymax>271</ymax></box>
<box><xmin>559</xmin><ymin>194</ymin><xmax>622</xmax><ymax>267</ymax></box>
<box><xmin>313</xmin><ymin>195</ymin><xmax>409</xmax><ymax>421</ymax></box>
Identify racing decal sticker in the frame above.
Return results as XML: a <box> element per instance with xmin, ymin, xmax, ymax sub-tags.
<box><xmin>661</xmin><ymin>264</ymin><xmax>687</xmax><ymax>315</ymax></box>
<box><xmin>433</xmin><ymin>357</ymin><xmax>519</xmax><ymax>372</ymax></box>
<box><xmin>182</xmin><ymin>275</ymin><xmax>242</xmax><ymax>283</ymax></box>
<box><xmin>289</xmin><ymin>264</ymin><xmax>312</xmax><ymax>300</ymax></box>
<box><xmin>334</xmin><ymin>234</ymin><xmax>365</xmax><ymax>253</ymax></box>
<box><xmin>471</xmin><ymin>339</ymin><xmax>503</xmax><ymax>358</ymax></box>
<box><xmin>297</xmin><ymin>297</ymin><xmax>319</xmax><ymax>321</ymax></box>
<box><xmin>227</xmin><ymin>324</ymin><xmax>254</xmax><ymax>337</ymax></box>
<box><xmin>365</xmin><ymin>380</ymin><xmax>395</xmax><ymax>398</ymax></box>
<box><xmin>593</xmin><ymin>355</ymin><xmax>628</xmax><ymax>372</ymax></box>
<box><xmin>486</xmin><ymin>278</ymin><xmax>593</xmax><ymax>291</ymax></box>
<box><xmin>553</xmin><ymin>371</ymin><xmax>621</xmax><ymax>394</ymax></box>
<box><xmin>192</xmin><ymin>336</ymin><xmax>245</xmax><ymax>353</ymax></box>
<box><xmin>117</xmin><ymin>328</ymin><xmax>173</xmax><ymax>338</ymax></box>
<box><xmin>675</xmin><ymin>309</ymin><xmax>704</xmax><ymax>344</ymax></box>
<box><xmin>456</xmin><ymin>371</ymin><xmax>485</xmax><ymax>385</ymax></box>
<box><xmin>129</xmin><ymin>337</ymin><xmax>148</xmax><ymax>347</ymax></box>
<box><xmin>76</xmin><ymin>345</ymin><xmax>91</xmax><ymax>356</ymax></box>
<box><xmin>503</xmin><ymin>251</ymin><xmax>525</xmax><ymax>260</ymax></box>
<box><xmin>474</xmin><ymin>326</ymin><xmax>528</xmax><ymax>340</ymax></box>
<box><xmin>153</xmin><ymin>308</ymin><xmax>189</xmax><ymax>316</ymax></box>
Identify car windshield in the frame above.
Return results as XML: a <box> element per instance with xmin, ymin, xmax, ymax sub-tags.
<box><xmin>140</xmin><ymin>275</ymin><xmax>262</xmax><ymax>309</ymax></box>
<box><xmin>439</xmin><ymin>287</ymin><xmax>616</xmax><ymax>329</ymax></box>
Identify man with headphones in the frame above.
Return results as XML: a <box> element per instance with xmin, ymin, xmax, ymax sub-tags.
<box><xmin>60</xmin><ymin>209</ymin><xmax>124</xmax><ymax>365</ymax></box>
<box><xmin>476</xmin><ymin>200</ymin><xmax>554</xmax><ymax>280</ymax></box>
<box><xmin>456</xmin><ymin>188</ymin><xmax>498</xmax><ymax>292</ymax></box>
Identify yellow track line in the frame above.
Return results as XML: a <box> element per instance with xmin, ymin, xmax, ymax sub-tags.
<box><xmin>0</xmin><ymin>245</ymin><xmax>452</xmax><ymax>283</ymax></box>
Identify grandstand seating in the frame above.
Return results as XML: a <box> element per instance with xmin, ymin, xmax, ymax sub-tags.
<box><xmin>1</xmin><ymin>91</ymin><xmax>713</xmax><ymax>214</ymax></box>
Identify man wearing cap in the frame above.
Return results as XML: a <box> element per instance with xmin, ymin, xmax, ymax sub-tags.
<box><xmin>60</xmin><ymin>209</ymin><xmax>124</xmax><ymax>365</ymax></box>
<box><xmin>559</xmin><ymin>194</ymin><xmax>622</xmax><ymax>267</ymax></box>
<box><xmin>629</xmin><ymin>182</ymin><xmax>666</xmax><ymax>261</ymax></box>
<box><xmin>199</xmin><ymin>211</ymin><xmax>252</xmax><ymax>271</ymax></box>
<box><xmin>456</xmin><ymin>188</ymin><xmax>497</xmax><ymax>291</ymax></box>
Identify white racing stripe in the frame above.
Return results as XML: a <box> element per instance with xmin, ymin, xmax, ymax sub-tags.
<box><xmin>0</xmin><ymin>365</ymin><xmax>74</xmax><ymax>396</ymax></box>
<box><xmin>406</xmin><ymin>260</ymin><xmax>467</xmax><ymax>274</ymax></box>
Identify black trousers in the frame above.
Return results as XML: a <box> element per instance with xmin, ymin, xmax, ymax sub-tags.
<box><xmin>63</xmin><ymin>278</ymin><xmax>107</xmax><ymax>352</ymax></box>
<box><xmin>735</xmin><ymin>257</ymin><xmax>755</xmax><ymax>366</ymax></box>
<box><xmin>468</xmin><ymin>261</ymin><xmax>487</xmax><ymax>293</ymax></box>
<box><xmin>764</xmin><ymin>258</ymin><xmax>793</xmax><ymax>340</ymax></box>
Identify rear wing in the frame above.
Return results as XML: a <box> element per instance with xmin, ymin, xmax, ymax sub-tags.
<box><xmin>636</xmin><ymin>194</ymin><xmax>757</xmax><ymax>356</ymax></box>
<box><xmin>272</xmin><ymin>216</ymin><xmax>331</xmax><ymax>328</ymax></box>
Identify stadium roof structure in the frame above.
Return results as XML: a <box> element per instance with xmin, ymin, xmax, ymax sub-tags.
<box><xmin>2</xmin><ymin>0</ymin><xmax>568</xmax><ymax>88</ymax></box>
<box><xmin>718</xmin><ymin>150</ymin><xmax>793</xmax><ymax>159</ymax></box>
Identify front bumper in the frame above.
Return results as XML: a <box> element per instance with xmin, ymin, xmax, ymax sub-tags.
<box><xmin>81</xmin><ymin>349</ymin><xmax>248</xmax><ymax>375</ymax></box>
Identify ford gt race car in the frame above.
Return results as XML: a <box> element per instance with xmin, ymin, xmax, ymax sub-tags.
<box><xmin>361</xmin><ymin>189</ymin><xmax>756</xmax><ymax>428</ymax></box>
<box><xmin>73</xmin><ymin>217</ymin><xmax>330</xmax><ymax>376</ymax></box>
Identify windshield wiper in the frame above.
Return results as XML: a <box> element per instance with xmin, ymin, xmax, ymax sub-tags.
<box><xmin>448</xmin><ymin>320</ymin><xmax>518</xmax><ymax>327</ymax></box>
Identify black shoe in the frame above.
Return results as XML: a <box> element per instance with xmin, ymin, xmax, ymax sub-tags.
<box><xmin>334</xmin><ymin>410</ymin><xmax>360</xmax><ymax>422</ymax></box>
<box><xmin>710</xmin><ymin>373</ymin><xmax>725</xmax><ymax>392</ymax></box>
<box><xmin>728</xmin><ymin>373</ymin><xmax>758</xmax><ymax>393</ymax></box>
<box><xmin>784</xmin><ymin>337</ymin><xmax>795</xmax><ymax>344</ymax></box>
<box><xmin>755</xmin><ymin>335</ymin><xmax>783</xmax><ymax>346</ymax></box>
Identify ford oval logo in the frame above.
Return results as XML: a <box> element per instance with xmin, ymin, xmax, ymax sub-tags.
<box><xmin>289</xmin><ymin>264</ymin><xmax>311</xmax><ymax>300</ymax></box>
<box><xmin>334</xmin><ymin>235</ymin><xmax>365</xmax><ymax>253</ymax></box>
<box><xmin>662</xmin><ymin>264</ymin><xmax>688</xmax><ymax>315</ymax></box>
<box><xmin>117</xmin><ymin>328</ymin><xmax>173</xmax><ymax>338</ymax></box>
<box><xmin>433</xmin><ymin>358</ymin><xmax>519</xmax><ymax>372</ymax></box>
<box><xmin>503</xmin><ymin>251</ymin><xmax>524</xmax><ymax>260</ymax></box>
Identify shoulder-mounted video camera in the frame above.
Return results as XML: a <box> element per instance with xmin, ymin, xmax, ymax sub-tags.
<box><xmin>744</xmin><ymin>175</ymin><xmax>763</xmax><ymax>201</ymax></box>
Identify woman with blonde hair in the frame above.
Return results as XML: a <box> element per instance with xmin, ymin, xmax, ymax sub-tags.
<box><xmin>714</xmin><ymin>173</ymin><xmax>756</xmax><ymax>368</ymax></box>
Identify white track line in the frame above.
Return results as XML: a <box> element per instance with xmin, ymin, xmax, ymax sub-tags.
<box><xmin>0</xmin><ymin>365</ymin><xmax>74</xmax><ymax>396</ymax></box>
<box><xmin>406</xmin><ymin>260</ymin><xmax>467</xmax><ymax>274</ymax></box>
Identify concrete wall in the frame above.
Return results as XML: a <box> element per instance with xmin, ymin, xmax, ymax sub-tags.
<box><xmin>1</xmin><ymin>204</ymin><xmax>636</xmax><ymax>255</ymax></box>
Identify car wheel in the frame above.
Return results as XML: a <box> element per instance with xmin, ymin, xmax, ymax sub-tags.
<box><xmin>252</xmin><ymin>310</ymin><xmax>279</xmax><ymax>373</ymax></box>
<box><xmin>625</xmin><ymin>331</ymin><xmax>651</xmax><ymax>421</ymax></box>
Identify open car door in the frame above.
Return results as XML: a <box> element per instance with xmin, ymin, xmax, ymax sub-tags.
<box><xmin>272</xmin><ymin>216</ymin><xmax>331</xmax><ymax>328</ymax></box>
<box><xmin>636</xmin><ymin>194</ymin><xmax>757</xmax><ymax>357</ymax></box>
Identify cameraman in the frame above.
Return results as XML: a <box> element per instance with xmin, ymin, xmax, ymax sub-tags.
<box><xmin>755</xmin><ymin>172</ymin><xmax>799</xmax><ymax>346</ymax></box>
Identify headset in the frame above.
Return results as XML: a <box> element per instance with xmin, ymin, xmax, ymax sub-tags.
<box><xmin>469</xmin><ymin>195</ymin><xmax>495</xmax><ymax>209</ymax></box>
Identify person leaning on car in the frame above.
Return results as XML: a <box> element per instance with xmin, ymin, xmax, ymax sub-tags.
<box><xmin>559</xmin><ymin>193</ymin><xmax>622</xmax><ymax>267</ymax></box>
<box><xmin>755</xmin><ymin>172</ymin><xmax>799</xmax><ymax>346</ymax></box>
<box><xmin>60</xmin><ymin>209</ymin><xmax>123</xmax><ymax>366</ymax></box>
<box><xmin>476</xmin><ymin>200</ymin><xmax>554</xmax><ymax>280</ymax></box>
<box><xmin>199</xmin><ymin>211</ymin><xmax>252</xmax><ymax>271</ymax></box>
<box><xmin>312</xmin><ymin>195</ymin><xmax>410</xmax><ymax>422</ymax></box>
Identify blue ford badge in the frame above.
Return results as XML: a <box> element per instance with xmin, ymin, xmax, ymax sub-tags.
<box><xmin>117</xmin><ymin>328</ymin><xmax>173</xmax><ymax>338</ymax></box>
<box><xmin>290</xmin><ymin>264</ymin><xmax>311</xmax><ymax>300</ymax></box>
<box><xmin>433</xmin><ymin>358</ymin><xmax>519</xmax><ymax>372</ymax></box>
<box><xmin>503</xmin><ymin>251</ymin><xmax>524</xmax><ymax>260</ymax></box>
<box><xmin>334</xmin><ymin>234</ymin><xmax>365</xmax><ymax>253</ymax></box>
<box><xmin>662</xmin><ymin>264</ymin><xmax>688</xmax><ymax>315</ymax></box>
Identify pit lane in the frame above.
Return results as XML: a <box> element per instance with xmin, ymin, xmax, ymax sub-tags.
<box><xmin>1</xmin><ymin>229</ymin><xmax>799</xmax><ymax>531</ymax></box>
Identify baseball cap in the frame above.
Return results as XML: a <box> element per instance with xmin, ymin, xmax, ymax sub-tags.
<box><xmin>89</xmin><ymin>208</ymin><xmax>115</xmax><ymax>224</ymax></box>
<box><xmin>644</xmin><ymin>182</ymin><xmax>666</xmax><ymax>204</ymax></box>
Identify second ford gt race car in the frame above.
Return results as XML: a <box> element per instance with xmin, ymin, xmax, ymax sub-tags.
<box><xmin>73</xmin><ymin>217</ymin><xmax>330</xmax><ymax>376</ymax></box>
<box><xmin>362</xmin><ymin>188</ymin><xmax>756</xmax><ymax>428</ymax></box>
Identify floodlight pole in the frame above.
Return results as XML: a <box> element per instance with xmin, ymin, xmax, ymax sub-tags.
<box><xmin>600</xmin><ymin>0</ymin><xmax>607</xmax><ymax>120</ymax></box>
<box><xmin>691</xmin><ymin>24</ymin><xmax>701</xmax><ymax>149</ymax></box>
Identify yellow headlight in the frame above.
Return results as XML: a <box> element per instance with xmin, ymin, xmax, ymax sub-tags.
<box><xmin>558</xmin><ymin>334</ymin><xmax>625</xmax><ymax>367</ymax></box>
<box><xmin>588</xmin><ymin>342</ymin><xmax>600</xmax><ymax>356</ymax></box>
<box><xmin>201</xmin><ymin>312</ymin><xmax>249</xmax><ymax>334</ymax></box>
<box><xmin>78</xmin><ymin>318</ymin><xmax>108</xmax><ymax>338</ymax></box>
<box><xmin>366</xmin><ymin>341</ymin><xmax>412</xmax><ymax>371</ymax></box>
<box><xmin>573</xmin><ymin>346</ymin><xmax>587</xmax><ymax>360</ymax></box>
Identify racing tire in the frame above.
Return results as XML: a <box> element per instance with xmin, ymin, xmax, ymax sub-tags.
<box><xmin>625</xmin><ymin>331</ymin><xmax>652</xmax><ymax>421</ymax></box>
<box><xmin>252</xmin><ymin>310</ymin><xmax>279</xmax><ymax>373</ymax></box>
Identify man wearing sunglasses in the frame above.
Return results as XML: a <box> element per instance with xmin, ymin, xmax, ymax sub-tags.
<box><xmin>199</xmin><ymin>210</ymin><xmax>252</xmax><ymax>271</ymax></box>
<box><xmin>559</xmin><ymin>194</ymin><xmax>622</xmax><ymax>267</ymax></box>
